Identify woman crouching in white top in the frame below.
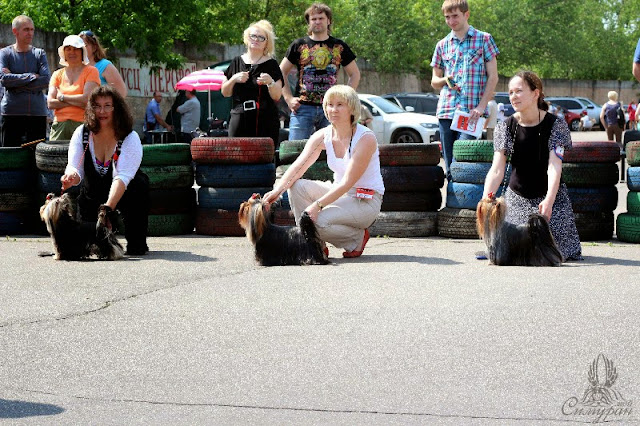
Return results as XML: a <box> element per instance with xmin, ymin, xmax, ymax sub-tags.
<box><xmin>263</xmin><ymin>85</ymin><xmax>384</xmax><ymax>258</ymax></box>
<box><xmin>61</xmin><ymin>85</ymin><xmax>150</xmax><ymax>255</ymax></box>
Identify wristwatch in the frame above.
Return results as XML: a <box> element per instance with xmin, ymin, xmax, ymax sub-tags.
<box><xmin>267</xmin><ymin>80</ymin><xmax>276</xmax><ymax>88</ymax></box>
<box><xmin>59</xmin><ymin>94</ymin><xmax>65</xmax><ymax>102</ymax></box>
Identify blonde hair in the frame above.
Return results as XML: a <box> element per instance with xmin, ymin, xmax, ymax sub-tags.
<box><xmin>323</xmin><ymin>85</ymin><xmax>360</xmax><ymax>128</ymax></box>
<box><xmin>243</xmin><ymin>20</ymin><xmax>276</xmax><ymax>57</ymax></box>
<box><xmin>608</xmin><ymin>91</ymin><xmax>619</xmax><ymax>102</ymax></box>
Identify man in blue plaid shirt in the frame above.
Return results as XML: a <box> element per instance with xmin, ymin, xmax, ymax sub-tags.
<box><xmin>431</xmin><ymin>0</ymin><xmax>499</xmax><ymax>181</ymax></box>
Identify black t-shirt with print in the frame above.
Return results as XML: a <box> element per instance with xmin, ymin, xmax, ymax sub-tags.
<box><xmin>285</xmin><ymin>36</ymin><xmax>356</xmax><ymax>105</ymax></box>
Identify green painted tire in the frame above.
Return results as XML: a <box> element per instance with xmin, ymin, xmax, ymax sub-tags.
<box><xmin>142</xmin><ymin>143</ymin><xmax>192</xmax><ymax>166</ymax></box>
<box><xmin>616</xmin><ymin>213</ymin><xmax>640</xmax><ymax>243</ymax></box>
<box><xmin>139</xmin><ymin>165</ymin><xmax>194</xmax><ymax>189</ymax></box>
<box><xmin>0</xmin><ymin>147</ymin><xmax>34</xmax><ymax>170</ymax></box>
<box><xmin>627</xmin><ymin>191</ymin><xmax>640</xmax><ymax>215</ymax></box>
<box><xmin>562</xmin><ymin>163</ymin><xmax>619</xmax><ymax>187</ymax></box>
<box><xmin>147</xmin><ymin>213</ymin><xmax>194</xmax><ymax>236</ymax></box>
<box><xmin>452</xmin><ymin>140</ymin><xmax>495</xmax><ymax>162</ymax></box>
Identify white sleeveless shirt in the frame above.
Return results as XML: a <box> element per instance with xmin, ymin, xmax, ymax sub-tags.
<box><xmin>323</xmin><ymin>124</ymin><xmax>385</xmax><ymax>194</ymax></box>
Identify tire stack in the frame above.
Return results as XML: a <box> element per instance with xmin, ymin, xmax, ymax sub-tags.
<box><xmin>273</xmin><ymin>140</ymin><xmax>331</xmax><ymax>227</ymax></box>
<box><xmin>439</xmin><ymin>140</ymin><xmax>505</xmax><ymax>239</ymax></box>
<box><xmin>140</xmin><ymin>143</ymin><xmax>195</xmax><ymax>236</ymax></box>
<box><xmin>370</xmin><ymin>143</ymin><xmax>443</xmax><ymax>237</ymax></box>
<box><xmin>191</xmin><ymin>137</ymin><xmax>275</xmax><ymax>236</ymax></box>
<box><xmin>0</xmin><ymin>147</ymin><xmax>36</xmax><ymax>235</ymax></box>
<box><xmin>617</xmin><ymin>140</ymin><xmax>640</xmax><ymax>243</ymax></box>
<box><xmin>563</xmin><ymin>141</ymin><xmax>620</xmax><ymax>241</ymax></box>
<box><xmin>34</xmin><ymin>140</ymin><xmax>79</xmax><ymax>234</ymax></box>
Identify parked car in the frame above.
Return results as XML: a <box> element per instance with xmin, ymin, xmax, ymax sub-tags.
<box><xmin>494</xmin><ymin>92</ymin><xmax>515</xmax><ymax>117</ymax></box>
<box><xmin>550</xmin><ymin>103</ymin><xmax>581</xmax><ymax>131</ymax></box>
<box><xmin>381</xmin><ymin>92</ymin><xmax>439</xmax><ymax>116</ymax></box>
<box><xmin>358</xmin><ymin>94</ymin><xmax>439</xmax><ymax>144</ymax></box>
<box><xmin>546</xmin><ymin>96</ymin><xmax>602</xmax><ymax>129</ymax></box>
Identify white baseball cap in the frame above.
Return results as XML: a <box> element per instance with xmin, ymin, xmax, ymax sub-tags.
<box><xmin>58</xmin><ymin>35</ymin><xmax>90</xmax><ymax>66</ymax></box>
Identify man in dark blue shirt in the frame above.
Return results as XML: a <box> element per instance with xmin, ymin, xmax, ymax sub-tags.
<box><xmin>0</xmin><ymin>15</ymin><xmax>50</xmax><ymax>146</ymax></box>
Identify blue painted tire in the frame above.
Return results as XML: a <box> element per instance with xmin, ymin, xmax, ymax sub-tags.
<box><xmin>195</xmin><ymin>163</ymin><xmax>275</xmax><ymax>188</ymax></box>
<box><xmin>567</xmin><ymin>186</ymin><xmax>618</xmax><ymax>213</ymax></box>
<box><xmin>627</xmin><ymin>167</ymin><xmax>640</xmax><ymax>191</ymax></box>
<box><xmin>197</xmin><ymin>187</ymin><xmax>272</xmax><ymax>211</ymax></box>
<box><xmin>446</xmin><ymin>182</ymin><xmax>506</xmax><ymax>209</ymax></box>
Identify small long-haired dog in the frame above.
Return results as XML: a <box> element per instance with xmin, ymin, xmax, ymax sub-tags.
<box><xmin>238</xmin><ymin>194</ymin><xmax>329</xmax><ymax>266</ymax></box>
<box><xmin>476</xmin><ymin>195</ymin><xmax>563</xmax><ymax>266</ymax></box>
<box><xmin>40</xmin><ymin>193</ymin><xmax>124</xmax><ymax>261</ymax></box>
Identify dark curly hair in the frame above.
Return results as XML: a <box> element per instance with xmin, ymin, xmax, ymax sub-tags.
<box><xmin>84</xmin><ymin>85</ymin><xmax>133</xmax><ymax>140</ymax></box>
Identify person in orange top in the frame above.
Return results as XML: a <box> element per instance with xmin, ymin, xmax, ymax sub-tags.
<box><xmin>47</xmin><ymin>35</ymin><xmax>99</xmax><ymax>140</ymax></box>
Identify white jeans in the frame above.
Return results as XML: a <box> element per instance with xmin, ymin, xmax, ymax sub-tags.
<box><xmin>287</xmin><ymin>179</ymin><xmax>382</xmax><ymax>251</ymax></box>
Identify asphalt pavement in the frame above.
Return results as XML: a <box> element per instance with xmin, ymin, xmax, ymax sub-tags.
<box><xmin>1</xmin><ymin>130</ymin><xmax>639</xmax><ymax>425</ymax></box>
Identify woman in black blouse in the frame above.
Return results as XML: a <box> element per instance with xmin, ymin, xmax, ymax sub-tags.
<box><xmin>483</xmin><ymin>70</ymin><xmax>582</xmax><ymax>261</ymax></box>
<box><xmin>221</xmin><ymin>20</ymin><xmax>283</xmax><ymax>145</ymax></box>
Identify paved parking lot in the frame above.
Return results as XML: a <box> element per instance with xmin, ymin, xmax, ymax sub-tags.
<box><xmin>1</xmin><ymin>130</ymin><xmax>638</xmax><ymax>425</ymax></box>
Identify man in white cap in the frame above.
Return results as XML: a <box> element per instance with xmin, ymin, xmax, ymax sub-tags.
<box><xmin>0</xmin><ymin>15</ymin><xmax>50</xmax><ymax>146</ymax></box>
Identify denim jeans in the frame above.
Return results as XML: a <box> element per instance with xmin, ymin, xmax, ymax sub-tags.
<box><xmin>439</xmin><ymin>118</ymin><xmax>478</xmax><ymax>180</ymax></box>
<box><xmin>288</xmin><ymin>103</ymin><xmax>329</xmax><ymax>140</ymax></box>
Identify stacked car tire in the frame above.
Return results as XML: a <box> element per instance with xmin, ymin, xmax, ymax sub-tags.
<box><xmin>563</xmin><ymin>141</ymin><xmax>620</xmax><ymax>241</ymax></box>
<box><xmin>140</xmin><ymin>143</ymin><xmax>195</xmax><ymax>236</ymax></box>
<box><xmin>34</xmin><ymin>140</ymin><xmax>79</xmax><ymax>234</ymax></box>
<box><xmin>438</xmin><ymin>140</ymin><xmax>506</xmax><ymax>239</ymax></box>
<box><xmin>617</xmin><ymin>138</ymin><xmax>640</xmax><ymax>243</ymax></box>
<box><xmin>370</xmin><ymin>143</ymin><xmax>443</xmax><ymax>237</ymax></box>
<box><xmin>191</xmin><ymin>137</ymin><xmax>275</xmax><ymax>236</ymax></box>
<box><xmin>0</xmin><ymin>147</ymin><xmax>36</xmax><ymax>235</ymax></box>
<box><xmin>273</xmin><ymin>140</ymin><xmax>330</xmax><ymax>227</ymax></box>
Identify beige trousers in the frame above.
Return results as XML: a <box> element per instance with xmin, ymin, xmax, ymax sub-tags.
<box><xmin>287</xmin><ymin>179</ymin><xmax>382</xmax><ymax>251</ymax></box>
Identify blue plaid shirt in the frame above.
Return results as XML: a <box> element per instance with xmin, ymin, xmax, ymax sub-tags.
<box><xmin>431</xmin><ymin>26</ymin><xmax>499</xmax><ymax>119</ymax></box>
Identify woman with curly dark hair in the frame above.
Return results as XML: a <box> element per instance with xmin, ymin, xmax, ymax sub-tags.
<box><xmin>61</xmin><ymin>85</ymin><xmax>150</xmax><ymax>255</ymax></box>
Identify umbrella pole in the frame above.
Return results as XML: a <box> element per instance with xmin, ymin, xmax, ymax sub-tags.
<box><xmin>208</xmin><ymin>90</ymin><xmax>212</xmax><ymax>122</ymax></box>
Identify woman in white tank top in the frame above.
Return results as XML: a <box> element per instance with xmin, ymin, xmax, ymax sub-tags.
<box><xmin>264</xmin><ymin>85</ymin><xmax>384</xmax><ymax>258</ymax></box>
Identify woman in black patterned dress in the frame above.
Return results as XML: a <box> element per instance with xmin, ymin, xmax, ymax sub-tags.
<box><xmin>483</xmin><ymin>71</ymin><xmax>582</xmax><ymax>261</ymax></box>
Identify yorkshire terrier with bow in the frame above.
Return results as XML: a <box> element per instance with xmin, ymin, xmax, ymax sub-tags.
<box><xmin>476</xmin><ymin>193</ymin><xmax>563</xmax><ymax>266</ymax></box>
<box><xmin>238</xmin><ymin>194</ymin><xmax>329</xmax><ymax>266</ymax></box>
<box><xmin>40</xmin><ymin>192</ymin><xmax>124</xmax><ymax>261</ymax></box>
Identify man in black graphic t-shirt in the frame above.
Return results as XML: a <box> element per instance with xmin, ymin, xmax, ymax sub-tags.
<box><xmin>280</xmin><ymin>2</ymin><xmax>360</xmax><ymax>140</ymax></box>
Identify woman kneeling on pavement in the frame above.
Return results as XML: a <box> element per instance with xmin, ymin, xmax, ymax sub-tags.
<box><xmin>61</xmin><ymin>86</ymin><xmax>150</xmax><ymax>255</ymax></box>
<box><xmin>263</xmin><ymin>85</ymin><xmax>384</xmax><ymax>258</ymax></box>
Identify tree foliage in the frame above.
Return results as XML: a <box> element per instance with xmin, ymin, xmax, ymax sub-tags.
<box><xmin>1</xmin><ymin>0</ymin><xmax>639</xmax><ymax>80</ymax></box>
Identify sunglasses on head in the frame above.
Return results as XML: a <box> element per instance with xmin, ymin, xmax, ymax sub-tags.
<box><xmin>79</xmin><ymin>30</ymin><xmax>96</xmax><ymax>40</ymax></box>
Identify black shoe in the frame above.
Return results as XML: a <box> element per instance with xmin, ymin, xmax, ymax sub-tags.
<box><xmin>126</xmin><ymin>244</ymin><xmax>149</xmax><ymax>256</ymax></box>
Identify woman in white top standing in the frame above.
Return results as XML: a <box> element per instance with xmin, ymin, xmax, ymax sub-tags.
<box><xmin>263</xmin><ymin>85</ymin><xmax>384</xmax><ymax>258</ymax></box>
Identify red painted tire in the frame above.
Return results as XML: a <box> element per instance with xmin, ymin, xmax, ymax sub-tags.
<box><xmin>563</xmin><ymin>141</ymin><xmax>620</xmax><ymax>163</ymax></box>
<box><xmin>378</xmin><ymin>143</ymin><xmax>441</xmax><ymax>166</ymax></box>
<box><xmin>191</xmin><ymin>137</ymin><xmax>274</xmax><ymax>164</ymax></box>
<box><xmin>195</xmin><ymin>208</ymin><xmax>245</xmax><ymax>236</ymax></box>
